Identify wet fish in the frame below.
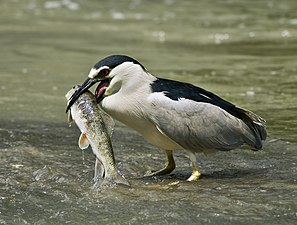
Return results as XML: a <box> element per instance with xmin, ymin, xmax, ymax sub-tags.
<box><xmin>65</xmin><ymin>86</ymin><xmax>129</xmax><ymax>186</ymax></box>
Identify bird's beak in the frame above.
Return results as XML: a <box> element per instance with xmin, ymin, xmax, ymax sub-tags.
<box><xmin>65</xmin><ymin>78</ymin><xmax>98</xmax><ymax>113</ymax></box>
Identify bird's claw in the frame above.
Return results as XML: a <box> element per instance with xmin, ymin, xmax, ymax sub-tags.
<box><xmin>144</xmin><ymin>166</ymin><xmax>175</xmax><ymax>177</ymax></box>
<box><xmin>187</xmin><ymin>169</ymin><xmax>201</xmax><ymax>181</ymax></box>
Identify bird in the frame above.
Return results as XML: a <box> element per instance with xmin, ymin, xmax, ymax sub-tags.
<box><xmin>66</xmin><ymin>55</ymin><xmax>267</xmax><ymax>181</ymax></box>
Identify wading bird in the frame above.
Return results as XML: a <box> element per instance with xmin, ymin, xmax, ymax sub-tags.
<box><xmin>66</xmin><ymin>55</ymin><xmax>267</xmax><ymax>181</ymax></box>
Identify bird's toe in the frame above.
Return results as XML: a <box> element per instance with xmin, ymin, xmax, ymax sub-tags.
<box><xmin>187</xmin><ymin>170</ymin><xmax>201</xmax><ymax>181</ymax></box>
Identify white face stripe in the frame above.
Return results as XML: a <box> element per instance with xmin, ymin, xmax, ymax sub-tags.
<box><xmin>88</xmin><ymin>66</ymin><xmax>110</xmax><ymax>79</ymax></box>
<box><xmin>88</xmin><ymin>68</ymin><xmax>99</xmax><ymax>79</ymax></box>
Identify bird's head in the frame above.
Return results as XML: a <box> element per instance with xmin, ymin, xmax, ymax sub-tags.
<box><xmin>66</xmin><ymin>55</ymin><xmax>146</xmax><ymax>112</ymax></box>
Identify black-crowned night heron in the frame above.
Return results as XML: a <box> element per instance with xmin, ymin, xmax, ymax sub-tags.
<box><xmin>66</xmin><ymin>55</ymin><xmax>267</xmax><ymax>181</ymax></box>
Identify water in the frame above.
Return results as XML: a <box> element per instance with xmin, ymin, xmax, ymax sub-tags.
<box><xmin>1</xmin><ymin>0</ymin><xmax>297</xmax><ymax>224</ymax></box>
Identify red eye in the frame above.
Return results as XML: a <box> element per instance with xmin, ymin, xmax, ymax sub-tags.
<box><xmin>100</xmin><ymin>69</ymin><xmax>110</xmax><ymax>76</ymax></box>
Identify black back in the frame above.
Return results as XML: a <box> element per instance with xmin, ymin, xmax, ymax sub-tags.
<box><xmin>151</xmin><ymin>78</ymin><xmax>243</xmax><ymax>120</ymax></box>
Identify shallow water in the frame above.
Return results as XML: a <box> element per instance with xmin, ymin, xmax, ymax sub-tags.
<box><xmin>1</xmin><ymin>0</ymin><xmax>297</xmax><ymax>224</ymax></box>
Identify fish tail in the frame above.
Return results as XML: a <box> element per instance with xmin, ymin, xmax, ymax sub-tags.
<box><xmin>105</xmin><ymin>171</ymin><xmax>130</xmax><ymax>186</ymax></box>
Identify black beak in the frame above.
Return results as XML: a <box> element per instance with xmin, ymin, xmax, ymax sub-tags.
<box><xmin>65</xmin><ymin>78</ymin><xmax>98</xmax><ymax>113</ymax></box>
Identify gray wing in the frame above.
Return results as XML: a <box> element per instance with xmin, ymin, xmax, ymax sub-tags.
<box><xmin>148</xmin><ymin>93</ymin><xmax>257</xmax><ymax>152</ymax></box>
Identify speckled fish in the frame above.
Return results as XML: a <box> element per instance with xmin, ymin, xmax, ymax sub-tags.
<box><xmin>65</xmin><ymin>87</ymin><xmax>129</xmax><ymax>186</ymax></box>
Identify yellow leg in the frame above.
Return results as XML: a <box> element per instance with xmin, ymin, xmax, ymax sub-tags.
<box><xmin>146</xmin><ymin>150</ymin><xmax>176</xmax><ymax>176</ymax></box>
<box><xmin>185</xmin><ymin>150</ymin><xmax>201</xmax><ymax>181</ymax></box>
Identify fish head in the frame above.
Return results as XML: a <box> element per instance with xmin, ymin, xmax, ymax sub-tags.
<box><xmin>65</xmin><ymin>70</ymin><xmax>109</xmax><ymax>113</ymax></box>
<box><xmin>65</xmin><ymin>86</ymin><xmax>80</xmax><ymax>125</ymax></box>
<box><xmin>67</xmin><ymin>111</ymin><xmax>73</xmax><ymax>125</ymax></box>
<box><xmin>65</xmin><ymin>86</ymin><xmax>79</xmax><ymax>101</ymax></box>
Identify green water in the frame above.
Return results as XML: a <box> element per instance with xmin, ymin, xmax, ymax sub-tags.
<box><xmin>1</xmin><ymin>0</ymin><xmax>297</xmax><ymax>224</ymax></box>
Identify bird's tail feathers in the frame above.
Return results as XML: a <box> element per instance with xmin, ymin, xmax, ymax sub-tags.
<box><xmin>236</xmin><ymin>107</ymin><xmax>267</xmax><ymax>150</ymax></box>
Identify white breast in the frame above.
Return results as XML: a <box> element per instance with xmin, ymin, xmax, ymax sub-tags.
<box><xmin>100</xmin><ymin>81</ymin><xmax>181</xmax><ymax>151</ymax></box>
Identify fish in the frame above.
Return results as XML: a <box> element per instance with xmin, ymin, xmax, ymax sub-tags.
<box><xmin>65</xmin><ymin>86</ymin><xmax>129</xmax><ymax>186</ymax></box>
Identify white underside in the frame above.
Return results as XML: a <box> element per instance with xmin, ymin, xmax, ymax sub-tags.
<box><xmin>100</xmin><ymin>93</ymin><xmax>182</xmax><ymax>151</ymax></box>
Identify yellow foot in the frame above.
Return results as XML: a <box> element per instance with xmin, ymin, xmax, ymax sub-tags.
<box><xmin>185</xmin><ymin>150</ymin><xmax>201</xmax><ymax>181</ymax></box>
<box><xmin>187</xmin><ymin>169</ymin><xmax>201</xmax><ymax>181</ymax></box>
<box><xmin>145</xmin><ymin>165</ymin><xmax>175</xmax><ymax>177</ymax></box>
<box><xmin>145</xmin><ymin>150</ymin><xmax>176</xmax><ymax>177</ymax></box>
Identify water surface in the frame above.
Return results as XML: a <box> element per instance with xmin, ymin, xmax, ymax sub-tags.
<box><xmin>1</xmin><ymin>0</ymin><xmax>297</xmax><ymax>224</ymax></box>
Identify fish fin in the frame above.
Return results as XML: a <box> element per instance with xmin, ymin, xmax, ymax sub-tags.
<box><xmin>94</xmin><ymin>158</ymin><xmax>105</xmax><ymax>181</ymax></box>
<box><xmin>78</xmin><ymin>133</ymin><xmax>89</xmax><ymax>150</ymax></box>
<box><xmin>104</xmin><ymin>171</ymin><xmax>130</xmax><ymax>187</ymax></box>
